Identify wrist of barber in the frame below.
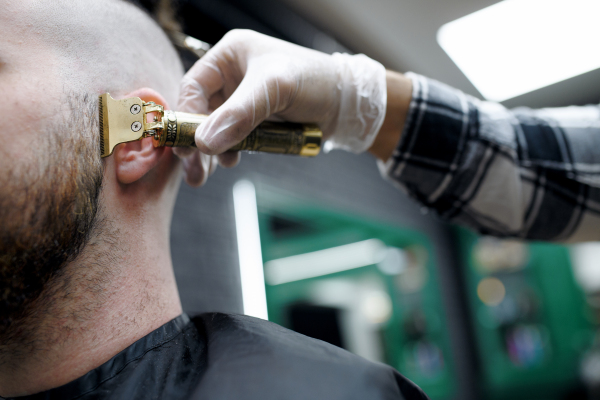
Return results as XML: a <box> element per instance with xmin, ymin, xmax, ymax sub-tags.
<box><xmin>367</xmin><ymin>70</ymin><xmax>413</xmax><ymax>162</ymax></box>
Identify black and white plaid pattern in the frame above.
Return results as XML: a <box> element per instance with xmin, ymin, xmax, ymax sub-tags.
<box><xmin>380</xmin><ymin>73</ymin><xmax>600</xmax><ymax>242</ymax></box>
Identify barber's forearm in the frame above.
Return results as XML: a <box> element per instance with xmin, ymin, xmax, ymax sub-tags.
<box><xmin>368</xmin><ymin>71</ymin><xmax>412</xmax><ymax>162</ymax></box>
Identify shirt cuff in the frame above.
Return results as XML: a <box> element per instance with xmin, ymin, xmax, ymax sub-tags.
<box><xmin>377</xmin><ymin>71</ymin><xmax>473</xmax><ymax>216</ymax></box>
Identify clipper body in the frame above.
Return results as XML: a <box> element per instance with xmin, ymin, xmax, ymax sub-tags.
<box><xmin>99</xmin><ymin>93</ymin><xmax>322</xmax><ymax>158</ymax></box>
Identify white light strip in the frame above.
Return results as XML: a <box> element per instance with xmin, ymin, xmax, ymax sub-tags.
<box><xmin>437</xmin><ymin>0</ymin><xmax>600</xmax><ymax>101</ymax></box>
<box><xmin>233</xmin><ymin>180</ymin><xmax>268</xmax><ymax>320</ymax></box>
<box><xmin>570</xmin><ymin>243</ymin><xmax>600</xmax><ymax>293</ymax></box>
<box><xmin>265</xmin><ymin>239</ymin><xmax>386</xmax><ymax>285</ymax></box>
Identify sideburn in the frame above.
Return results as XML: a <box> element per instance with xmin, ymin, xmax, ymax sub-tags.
<box><xmin>0</xmin><ymin>92</ymin><xmax>104</xmax><ymax>352</ymax></box>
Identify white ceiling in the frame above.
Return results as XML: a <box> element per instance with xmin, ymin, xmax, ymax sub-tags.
<box><xmin>279</xmin><ymin>0</ymin><xmax>600</xmax><ymax>109</ymax></box>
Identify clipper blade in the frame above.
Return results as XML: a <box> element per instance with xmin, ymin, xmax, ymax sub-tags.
<box><xmin>99</xmin><ymin>95</ymin><xmax>107</xmax><ymax>157</ymax></box>
<box><xmin>98</xmin><ymin>93</ymin><xmax>146</xmax><ymax>158</ymax></box>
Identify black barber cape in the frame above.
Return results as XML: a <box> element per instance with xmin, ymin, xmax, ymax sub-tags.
<box><xmin>11</xmin><ymin>313</ymin><xmax>429</xmax><ymax>400</ymax></box>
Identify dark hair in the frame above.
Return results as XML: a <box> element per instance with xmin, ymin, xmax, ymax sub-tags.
<box><xmin>124</xmin><ymin>0</ymin><xmax>183</xmax><ymax>32</ymax></box>
<box><xmin>0</xmin><ymin>92</ymin><xmax>105</xmax><ymax>361</ymax></box>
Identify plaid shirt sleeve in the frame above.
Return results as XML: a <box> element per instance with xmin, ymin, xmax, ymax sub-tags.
<box><xmin>379</xmin><ymin>73</ymin><xmax>600</xmax><ymax>242</ymax></box>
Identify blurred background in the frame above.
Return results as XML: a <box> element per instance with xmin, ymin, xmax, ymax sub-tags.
<box><xmin>146</xmin><ymin>0</ymin><xmax>600</xmax><ymax>399</ymax></box>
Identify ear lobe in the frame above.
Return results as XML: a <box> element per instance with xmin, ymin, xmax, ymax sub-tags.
<box><xmin>115</xmin><ymin>137</ymin><xmax>165</xmax><ymax>184</ymax></box>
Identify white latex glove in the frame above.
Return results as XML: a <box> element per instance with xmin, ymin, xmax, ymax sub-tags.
<box><xmin>175</xmin><ymin>29</ymin><xmax>387</xmax><ymax>186</ymax></box>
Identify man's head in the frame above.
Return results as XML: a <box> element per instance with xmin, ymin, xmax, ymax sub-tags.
<box><xmin>0</xmin><ymin>0</ymin><xmax>184</xmax><ymax>357</ymax></box>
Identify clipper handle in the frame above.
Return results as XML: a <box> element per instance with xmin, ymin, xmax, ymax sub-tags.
<box><xmin>153</xmin><ymin>111</ymin><xmax>322</xmax><ymax>157</ymax></box>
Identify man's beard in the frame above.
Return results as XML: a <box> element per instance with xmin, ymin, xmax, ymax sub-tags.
<box><xmin>0</xmin><ymin>92</ymin><xmax>104</xmax><ymax>350</ymax></box>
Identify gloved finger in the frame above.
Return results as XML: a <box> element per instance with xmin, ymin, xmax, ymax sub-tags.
<box><xmin>208</xmin><ymin>155</ymin><xmax>219</xmax><ymax>176</ymax></box>
<box><xmin>182</xmin><ymin>150</ymin><xmax>211</xmax><ymax>187</ymax></box>
<box><xmin>178</xmin><ymin>55</ymin><xmax>227</xmax><ymax>114</ymax></box>
<box><xmin>208</xmin><ymin>90</ymin><xmax>227</xmax><ymax>114</ymax></box>
<box><xmin>217</xmin><ymin>151</ymin><xmax>241</xmax><ymax>168</ymax></box>
<box><xmin>172</xmin><ymin>146</ymin><xmax>196</xmax><ymax>159</ymax></box>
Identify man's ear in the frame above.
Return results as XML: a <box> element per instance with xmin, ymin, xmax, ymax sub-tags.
<box><xmin>114</xmin><ymin>137</ymin><xmax>165</xmax><ymax>184</ymax></box>
<box><xmin>112</xmin><ymin>88</ymin><xmax>170</xmax><ymax>185</ymax></box>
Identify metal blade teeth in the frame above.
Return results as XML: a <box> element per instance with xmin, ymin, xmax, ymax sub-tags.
<box><xmin>98</xmin><ymin>96</ymin><xmax>105</xmax><ymax>156</ymax></box>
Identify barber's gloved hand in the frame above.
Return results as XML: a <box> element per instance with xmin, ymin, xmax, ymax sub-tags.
<box><xmin>175</xmin><ymin>29</ymin><xmax>387</xmax><ymax>186</ymax></box>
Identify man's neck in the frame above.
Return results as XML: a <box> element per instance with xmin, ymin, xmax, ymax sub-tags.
<box><xmin>0</xmin><ymin>214</ymin><xmax>182</xmax><ymax>397</ymax></box>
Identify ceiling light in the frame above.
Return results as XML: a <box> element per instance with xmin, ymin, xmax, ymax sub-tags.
<box><xmin>437</xmin><ymin>0</ymin><xmax>600</xmax><ymax>101</ymax></box>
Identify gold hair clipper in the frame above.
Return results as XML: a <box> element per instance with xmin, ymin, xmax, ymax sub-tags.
<box><xmin>98</xmin><ymin>93</ymin><xmax>322</xmax><ymax>158</ymax></box>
